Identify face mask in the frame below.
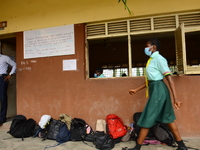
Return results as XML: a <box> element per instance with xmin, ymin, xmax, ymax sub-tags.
<box><xmin>94</xmin><ymin>73</ymin><xmax>98</xmax><ymax>78</ymax></box>
<box><xmin>144</xmin><ymin>47</ymin><xmax>152</xmax><ymax>56</ymax></box>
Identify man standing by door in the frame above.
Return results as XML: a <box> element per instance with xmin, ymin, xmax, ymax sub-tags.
<box><xmin>0</xmin><ymin>54</ymin><xmax>16</xmax><ymax>126</ymax></box>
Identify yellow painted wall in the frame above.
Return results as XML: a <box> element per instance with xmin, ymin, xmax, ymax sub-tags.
<box><xmin>0</xmin><ymin>0</ymin><xmax>200</xmax><ymax>35</ymax></box>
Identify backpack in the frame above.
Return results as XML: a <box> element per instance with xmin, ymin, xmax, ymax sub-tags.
<box><xmin>132</xmin><ymin>112</ymin><xmax>142</xmax><ymax>136</ymax></box>
<box><xmin>133</xmin><ymin>112</ymin><xmax>154</xmax><ymax>138</ymax></box>
<box><xmin>96</xmin><ymin>119</ymin><xmax>106</xmax><ymax>133</ymax></box>
<box><xmin>121</xmin><ymin>127</ymin><xmax>135</xmax><ymax>142</ymax></box>
<box><xmin>70</xmin><ymin>118</ymin><xmax>86</xmax><ymax>141</ymax></box>
<box><xmin>43</xmin><ymin>122</ymin><xmax>71</xmax><ymax>150</ymax></box>
<box><xmin>85</xmin><ymin>124</ymin><xmax>93</xmax><ymax>134</ymax></box>
<box><xmin>37</xmin><ymin>120</ymin><xmax>52</xmax><ymax>140</ymax></box>
<box><xmin>32</xmin><ymin>124</ymin><xmax>42</xmax><ymax>137</ymax></box>
<box><xmin>56</xmin><ymin>123</ymin><xmax>70</xmax><ymax>143</ymax></box>
<box><xmin>106</xmin><ymin>114</ymin><xmax>127</xmax><ymax>139</ymax></box>
<box><xmin>46</xmin><ymin>119</ymin><xmax>65</xmax><ymax>140</ymax></box>
<box><xmin>93</xmin><ymin>132</ymin><xmax>115</xmax><ymax>150</ymax></box>
<box><xmin>84</xmin><ymin>124</ymin><xmax>95</xmax><ymax>142</ymax></box>
<box><xmin>8</xmin><ymin>115</ymin><xmax>36</xmax><ymax>141</ymax></box>
<box><xmin>59</xmin><ymin>114</ymin><xmax>72</xmax><ymax>130</ymax></box>
<box><xmin>151</xmin><ymin>123</ymin><xmax>175</xmax><ymax>146</ymax></box>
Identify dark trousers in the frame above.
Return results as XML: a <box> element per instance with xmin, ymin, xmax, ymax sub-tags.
<box><xmin>0</xmin><ymin>75</ymin><xmax>8</xmax><ymax>122</ymax></box>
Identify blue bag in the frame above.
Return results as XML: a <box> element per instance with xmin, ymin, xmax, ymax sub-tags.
<box><xmin>56</xmin><ymin>123</ymin><xmax>70</xmax><ymax>143</ymax></box>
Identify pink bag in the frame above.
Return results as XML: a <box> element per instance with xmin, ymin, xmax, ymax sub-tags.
<box><xmin>143</xmin><ymin>139</ymin><xmax>161</xmax><ymax>145</ymax></box>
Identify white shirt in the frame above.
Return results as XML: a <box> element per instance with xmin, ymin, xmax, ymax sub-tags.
<box><xmin>0</xmin><ymin>54</ymin><xmax>16</xmax><ymax>75</ymax></box>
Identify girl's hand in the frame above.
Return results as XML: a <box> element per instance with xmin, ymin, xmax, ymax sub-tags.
<box><xmin>129</xmin><ymin>89</ymin><xmax>137</xmax><ymax>95</ymax></box>
<box><xmin>174</xmin><ymin>100</ymin><xmax>182</xmax><ymax>109</ymax></box>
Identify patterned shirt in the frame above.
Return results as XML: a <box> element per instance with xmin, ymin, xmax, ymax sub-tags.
<box><xmin>0</xmin><ymin>54</ymin><xmax>16</xmax><ymax>75</ymax></box>
<box><xmin>146</xmin><ymin>51</ymin><xmax>171</xmax><ymax>81</ymax></box>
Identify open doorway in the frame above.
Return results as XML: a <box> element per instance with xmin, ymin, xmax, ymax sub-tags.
<box><xmin>0</xmin><ymin>37</ymin><xmax>16</xmax><ymax>118</ymax></box>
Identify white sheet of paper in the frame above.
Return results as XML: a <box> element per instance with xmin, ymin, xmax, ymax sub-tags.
<box><xmin>24</xmin><ymin>24</ymin><xmax>75</xmax><ymax>59</ymax></box>
<box><xmin>63</xmin><ymin>59</ymin><xmax>77</xmax><ymax>71</ymax></box>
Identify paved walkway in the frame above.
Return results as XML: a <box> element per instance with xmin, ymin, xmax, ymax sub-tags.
<box><xmin>0</xmin><ymin>119</ymin><xmax>199</xmax><ymax>150</ymax></box>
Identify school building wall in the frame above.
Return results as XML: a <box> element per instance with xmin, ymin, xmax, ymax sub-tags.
<box><xmin>1</xmin><ymin>0</ymin><xmax>200</xmax><ymax>137</ymax></box>
<box><xmin>16</xmin><ymin>24</ymin><xmax>200</xmax><ymax>137</ymax></box>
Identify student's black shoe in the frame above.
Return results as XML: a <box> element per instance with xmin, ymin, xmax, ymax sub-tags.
<box><xmin>176</xmin><ymin>146</ymin><xmax>188</xmax><ymax>150</ymax></box>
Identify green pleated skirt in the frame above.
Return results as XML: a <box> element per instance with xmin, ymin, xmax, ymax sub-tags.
<box><xmin>137</xmin><ymin>80</ymin><xmax>176</xmax><ymax>128</ymax></box>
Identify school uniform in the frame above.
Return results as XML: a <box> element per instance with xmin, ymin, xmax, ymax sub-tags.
<box><xmin>137</xmin><ymin>51</ymin><xmax>176</xmax><ymax>128</ymax></box>
<box><xmin>97</xmin><ymin>74</ymin><xmax>106</xmax><ymax>78</ymax></box>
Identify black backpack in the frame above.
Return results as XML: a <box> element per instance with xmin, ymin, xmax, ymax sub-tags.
<box><xmin>133</xmin><ymin>112</ymin><xmax>176</xmax><ymax>146</ymax></box>
<box><xmin>45</xmin><ymin>119</ymin><xmax>65</xmax><ymax>140</ymax></box>
<box><xmin>43</xmin><ymin>121</ymin><xmax>71</xmax><ymax>150</ymax></box>
<box><xmin>133</xmin><ymin>112</ymin><xmax>154</xmax><ymax>138</ymax></box>
<box><xmin>151</xmin><ymin>123</ymin><xmax>175</xmax><ymax>146</ymax></box>
<box><xmin>8</xmin><ymin>115</ymin><xmax>36</xmax><ymax>141</ymax></box>
<box><xmin>70</xmin><ymin>118</ymin><xmax>86</xmax><ymax>141</ymax></box>
<box><xmin>93</xmin><ymin>132</ymin><xmax>115</xmax><ymax>150</ymax></box>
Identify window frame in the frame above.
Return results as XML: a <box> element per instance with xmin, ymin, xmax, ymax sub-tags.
<box><xmin>86</xmin><ymin>11</ymin><xmax>200</xmax><ymax>79</ymax></box>
<box><xmin>175</xmin><ymin>23</ymin><xmax>200</xmax><ymax>74</ymax></box>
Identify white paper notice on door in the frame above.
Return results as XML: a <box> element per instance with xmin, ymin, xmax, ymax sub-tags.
<box><xmin>24</xmin><ymin>24</ymin><xmax>75</xmax><ymax>59</ymax></box>
<box><xmin>63</xmin><ymin>59</ymin><xmax>77</xmax><ymax>71</ymax></box>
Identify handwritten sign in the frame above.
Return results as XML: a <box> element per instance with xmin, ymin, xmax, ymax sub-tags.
<box><xmin>24</xmin><ymin>25</ymin><xmax>75</xmax><ymax>59</ymax></box>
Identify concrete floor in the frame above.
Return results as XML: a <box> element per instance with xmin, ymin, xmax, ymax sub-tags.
<box><xmin>0</xmin><ymin>119</ymin><xmax>199</xmax><ymax>150</ymax></box>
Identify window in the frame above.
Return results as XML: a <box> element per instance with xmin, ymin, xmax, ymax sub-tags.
<box><xmin>88</xmin><ymin>36</ymin><xmax>129</xmax><ymax>78</ymax></box>
<box><xmin>175</xmin><ymin>23</ymin><xmax>200</xmax><ymax>74</ymax></box>
<box><xmin>86</xmin><ymin>12</ymin><xmax>200</xmax><ymax>78</ymax></box>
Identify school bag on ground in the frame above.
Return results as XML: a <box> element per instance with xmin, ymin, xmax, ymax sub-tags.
<box><xmin>70</xmin><ymin>118</ymin><xmax>86</xmax><ymax>141</ymax></box>
<box><xmin>33</xmin><ymin>120</ymin><xmax>52</xmax><ymax>140</ymax></box>
<box><xmin>133</xmin><ymin>112</ymin><xmax>175</xmax><ymax>146</ymax></box>
<box><xmin>43</xmin><ymin>122</ymin><xmax>71</xmax><ymax>150</ymax></box>
<box><xmin>59</xmin><ymin>114</ymin><xmax>72</xmax><ymax>130</ymax></box>
<box><xmin>32</xmin><ymin>124</ymin><xmax>42</xmax><ymax>137</ymax></box>
<box><xmin>96</xmin><ymin>119</ymin><xmax>106</xmax><ymax>133</ymax></box>
<box><xmin>106</xmin><ymin>114</ymin><xmax>127</xmax><ymax>140</ymax></box>
<box><xmin>93</xmin><ymin>131</ymin><xmax>115</xmax><ymax>150</ymax></box>
<box><xmin>151</xmin><ymin>123</ymin><xmax>175</xmax><ymax>146</ymax></box>
<box><xmin>32</xmin><ymin>116</ymin><xmax>52</xmax><ymax>140</ymax></box>
<box><xmin>46</xmin><ymin>119</ymin><xmax>65</xmax><ymax>140</ymax></box>
<box><xmin>133</xmin><ymin>112</ymin><xmax>154</xmax><ymax>138</ymax></box>
<box><xmin>56</xmin><ymin>123</ymin><xmax>70</xmax><ymax>143</ymax></box>
<box><xmin>7</xmin><ymin>115</ymin><xmax>36</xmax><ymax>141</ymax></box>
<box><xmin>121</xmin><ymin>127</ymin><xmax>135</xmax><ymax>142</ymax></box>
<box><xmin>151</xmin><ymin>124</ymin><xmax>200</xmax><ymax>149</ymax></box>
<box><xmin>83</xmin><ymin>123</ymin><xmax>95</xmax><ymax>142</ymax></box>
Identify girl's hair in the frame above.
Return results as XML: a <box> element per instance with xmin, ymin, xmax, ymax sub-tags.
<box><xmin>148</xmin><ymin>38</ymin><xmax>161</xmax><ymax>51</ymax></box>
<box><xmin>96</xmin><ymin>68</ymin><xmax>103</xmax><ymax>74</ymax></box>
